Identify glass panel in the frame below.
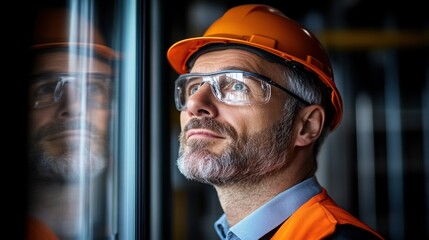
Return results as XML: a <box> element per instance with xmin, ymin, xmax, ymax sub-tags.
<box><xmin>25</xmin><ymin>0</ymin><xmax>140</xmax><ymax>239</ymax></box>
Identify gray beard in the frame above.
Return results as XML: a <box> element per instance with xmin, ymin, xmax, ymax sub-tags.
<box><xmin>29</xmin><ymin>142</ymin><xmax>107</xmax><ymax>182</ymax></box>
<box><xmin>28</xmin><ymin>120</ymin><xmax>108</xmax><ymax>183</ymax></box>
<box><xmin>177</xmin><ymin>111</ymin><xmax>294</xmax><ymax>186</ymax></box>
<box><xmin>28</xmin><ymin>140</ymin><xmax>107</xmax><ymax>183</ymax></box>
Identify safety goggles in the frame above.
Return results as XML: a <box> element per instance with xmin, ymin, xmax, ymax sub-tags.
<box><xmin>174</xmin><ymin>69</ymin><xmax>310</xmax><ymax>111</ymax></box>
<box><xmin>29</xmin><ymin>73</ymin><xmax>113</xmax><ymax>109</ymax></box>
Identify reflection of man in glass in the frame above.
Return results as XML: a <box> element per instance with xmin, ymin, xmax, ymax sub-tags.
<box><xmin>28</xmin><ymin>55</ymin><xmax>113</xmax><ymax>182</ymax></box>
<box><xmin>26</xmin><ymin>8</ymin><xmax>117</xmax><ymax>239</ymax></box>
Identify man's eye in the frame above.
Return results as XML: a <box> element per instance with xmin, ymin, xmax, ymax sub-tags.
<box><xmin>189</xmin><ymin>85</ymin><xmax>200</xmax><ymax>95</ymax></box>
<box><xmin>88</xmin><ymin>82</ymin><xmax>109</xmax><ymax>95</ymax></box>
<box><xmin>35</xmin><ymin>82</ymin><xmax>57</xmax><ymax>96</ymax></box>
<box><xmin>223</xmin><ymin>80</ymin><xmax>248</xmax><ymax>92</ymax></box>
<box><xmin>231</xmin><ymin>82</ymin><xmax>247</xmax><ymax>91</ymax></box>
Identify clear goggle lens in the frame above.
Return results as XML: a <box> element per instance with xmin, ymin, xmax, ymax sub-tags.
<box><xmin>29</xmin><ymin>73</ymin><xmax>112</xmax><ymax>109</ymax></box>
<box><xmin>175</xmin><ymin>70</ymin><xmax>272</xmax><ymax>111</ymax></box>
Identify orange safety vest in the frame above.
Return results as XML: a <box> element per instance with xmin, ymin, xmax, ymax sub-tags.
<box><xmin>26</xmin><ymin>216</ymin><xmax>59</xmax><ymax>240</ymax></box>
<box><xmin>271</xmin><ymin>188</ymin><xmax>384</xmax><ymax>240</ymax></box>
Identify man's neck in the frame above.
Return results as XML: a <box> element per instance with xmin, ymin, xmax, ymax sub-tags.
<box><xmin>28</xmin><ymin>181</ymin><xmax>82</xmax><ymax>238</ymax></box>
<box><xmin>214</xmin><ymin>152</ymin><xmax>316</xmax><ymax>227</ymax></box>
<box><xmin>28</xmin><ymin>173</ymin><xmax>108</xmax><ymax>239</ymax></box>
<box><xmin>214</xmin><ymin>169</ymin><xmax>295</xmax><ymax>227</ymax></box>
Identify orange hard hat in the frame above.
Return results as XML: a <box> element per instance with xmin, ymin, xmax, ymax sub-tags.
<box><xmin>167</xmin><ymin>4</ymin><xmax>343</xmax><ymax>130</ymax></box>
<box><xmin>31</xmin><ymin>8</ymin><xmax>118</xmax><ymax>60</ymax></box>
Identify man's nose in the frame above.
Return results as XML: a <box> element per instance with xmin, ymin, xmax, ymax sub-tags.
<box><xmin>189</xmin><ymin>82</ymin><xmax>214</xmax><ymax>102</ymax></box>
<box><xmin>56</xmin><ymin>83</ymin><xmax>85</xmax><ymax>117</ymax></box>
<box><xmin>185</xmin><ymin>82</ymin><xmax>218</xmax><ymax>117</ymax></box>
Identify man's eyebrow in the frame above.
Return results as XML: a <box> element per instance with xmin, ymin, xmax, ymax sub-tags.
<box><xmin>218</xmin><ymin>66</ymin><xmax>258</xmax><ymax>73</ymax></box>
<box><xmin>222</xmin><ymin>66</ymin><xmax>242</xmax><ymax>70</ymax></box>
<box><xmin>29</xmin><ymin>71</ymin><xmax>58</xmax><ymax>77</ymax></box>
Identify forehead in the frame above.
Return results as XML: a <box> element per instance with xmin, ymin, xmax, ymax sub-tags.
<box><xmin>191</xmin><ymin>49</ymin><xmax>264</xmax><ymax>72</ymax></box>
<box><xmin>31</xmin><ymin>50</ymin><xmax>112</xmax><ymax>75</ymax></box>
<box><xmin>190</xmin><ymin>49</ymin><xmax>284</xmax><ymax>78</ymax></box>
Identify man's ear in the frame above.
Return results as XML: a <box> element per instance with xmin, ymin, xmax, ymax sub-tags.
<box><xmin>294</xmin><ymin>105</ymin><xmax>325</xmax><ymax>147</ymax></box>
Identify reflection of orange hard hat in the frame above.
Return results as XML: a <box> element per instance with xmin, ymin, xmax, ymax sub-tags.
<box><xmin>31</xmin><ymin>8</ymin><xmax>118</xmax><ymax>60</ymax></box>
<box><xmin>167</xmin><ymin>4</ymin><xmax>343</xmax><ymax>130</ymax></box>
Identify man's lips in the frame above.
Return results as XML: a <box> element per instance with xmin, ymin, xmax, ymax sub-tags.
<box><xmin>186</xmin><ymin>129</ymin><xmax>225</xmax><ymax>140</ymax></box>
<box><xmin>45</xmin><ymin>130</ymin><xmax>91</xmax><ymax>141</ymax></box>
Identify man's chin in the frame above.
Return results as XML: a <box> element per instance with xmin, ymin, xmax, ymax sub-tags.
<box><xmin>186</xmin><ymin>141</ymin><xmax>228</xmax><ymax>156</ymax></box>
<box><xmin>33</xmin><ymin>167</ymin><xmax>105</xmax><ymax>183</ymax></box>
<box><xmin>29</xmin><ymin>153</ymin><xmax>107</xmax><ymax>183</ymax></box>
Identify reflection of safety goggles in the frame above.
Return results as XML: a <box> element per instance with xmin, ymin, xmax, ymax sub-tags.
<box><xmin>174</xmin><ymin>70</ymin><xmax>310</xmax><ymax>111</ymax></box>
<box><xmin>29</xmin><ymin>73</ymin><xmax>113</xmax><ymax>109</ymax></box>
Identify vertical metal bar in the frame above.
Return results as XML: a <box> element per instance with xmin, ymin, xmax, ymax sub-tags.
<box><xmin>423</xmin><ymin>61</ymin><xmax>429</xmax><ymax>238</ymax></box>
<box><xmin>117</xmin><ymin>0</ymin><xmax>138</xmax><ymax>239</ymax></box>
<box><xmin>150</xmin><ymin>0</ymin><xmax>162</xmax><ymax>237</ymax></box>
<box><xmin>355</xmin><ymin>93</ymin><xmax>377</xmax><ymax>228</ymax></box>
<box><xmin>150</xmin><ymin>0</ymin><xmax>172</xmax><ymax>239</ymax></box>
<box><xmin>384</xmin><ymin>51</ymin><xmax>404</xmax><ymax>240</ymax></box>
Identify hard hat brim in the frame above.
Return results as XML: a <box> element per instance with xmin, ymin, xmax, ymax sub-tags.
<box><xmin>32</xmin><ymin>42</ymin><xmax>119</xmax><ymax>61</ymax></box>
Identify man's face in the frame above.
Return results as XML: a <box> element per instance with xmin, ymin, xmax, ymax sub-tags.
<box><xmin>28</xmin><ymin>50</ymin><xmax>112</xmax><ymax>182</ymax></box>
<box><xmin>177</xmin><ymin>49</ymin><xmax>296</xmax><ymax>186</ymax></box>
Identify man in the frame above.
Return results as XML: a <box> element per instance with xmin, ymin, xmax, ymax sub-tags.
<box><xmin>167</xmin><ymin>4</ymin><xmax>384</xmax><ymax>239</ymax></box>
<box><xmin>26</xmin><ymin>8</ymin><xmax>117</xmax><ymax>239</ymax></box>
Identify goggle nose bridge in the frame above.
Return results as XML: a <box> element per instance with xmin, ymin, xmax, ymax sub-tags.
<box><xmin>53</xmin><ymin>76</ymin><xmax>82</xmax><ymax>104</ymax></box>
<box><xmin>199</xmin><ymin>76</ymin><xmax>222</xmax><ymax>99</ymax></box>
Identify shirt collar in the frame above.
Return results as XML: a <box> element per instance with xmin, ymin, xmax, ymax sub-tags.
<box><xmin>214</xmin><ymin>176</ymin><xmax>322</xmax><ymax>240</ymax></box>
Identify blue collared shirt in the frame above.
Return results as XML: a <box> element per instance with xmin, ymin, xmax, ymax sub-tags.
<box><xmin>214</xmin><ymin>176</ymin><xmax>322</xmax><ymax>240</ymax></box>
